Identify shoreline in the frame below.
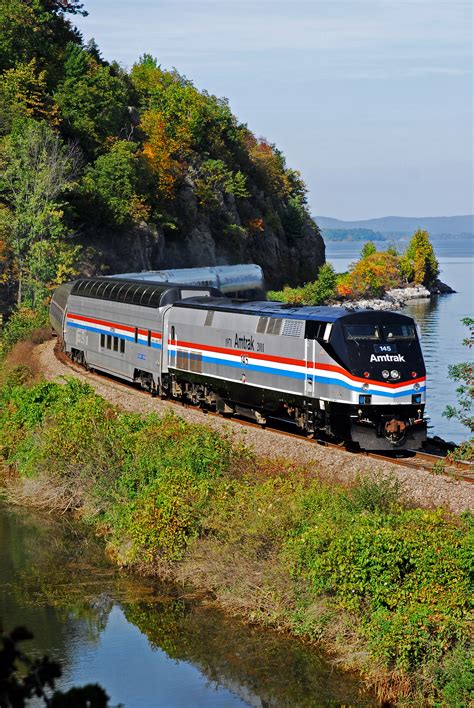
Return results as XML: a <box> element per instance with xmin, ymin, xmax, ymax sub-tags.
<box><xmin>332</xmin><ymin>281</ymin><xmax>455</xmax><ymax>312</ymax></box>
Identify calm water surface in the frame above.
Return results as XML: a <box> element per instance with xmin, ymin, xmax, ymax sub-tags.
<box><xmin>326</xmin><ymin>238</ymin><xmax>474</xmax><ymax>443</ymax></box>
<box><xmin>0</xmin><ymin>505</ymin><xmax>372</xmax><ymax>707</ymax></box>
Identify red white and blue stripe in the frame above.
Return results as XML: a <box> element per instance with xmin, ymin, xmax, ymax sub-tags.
<box><xmin>169</xmin><ymin>338</ymin><xmax>426</xmax><ymax>401</ymax></box>
<box><xmin>66</xmin><ymin>313</ymin><xmax>162</xmax><ymax>349</ymax></box>
<box><xmin>65</xmin><ymin>312</ymin><xmax>425</xmax><ymax>401</ymax></box>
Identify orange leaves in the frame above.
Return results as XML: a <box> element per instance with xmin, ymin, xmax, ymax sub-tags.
<box><xmin>338</xmin><ymin>252</ymin><xmax>402</xmax><ymax>298</ymax></box>
<box><xmin>248</xmin><ymin>138</ymin><xmax>290</xmax><ymax>198</ymax></box>
<box><xmin>140</xmin><ymin>109</ymin><xmax>191</xmax><ymax>200</ymax></box>
<box><xmin>335</xmin><ymin>277</ymin><xmax>353</xmax><ymax>298</ymax></box>
<box><xmin>248</xmin><ymin>217</ymin><xmax>264</xmax><ymax>234</ymax></box>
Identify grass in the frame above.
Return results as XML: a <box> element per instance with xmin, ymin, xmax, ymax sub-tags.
<box><xmin>0</xmin><ymin>367</ymin><xmax>472</xmax><ymax>705</ymax></box>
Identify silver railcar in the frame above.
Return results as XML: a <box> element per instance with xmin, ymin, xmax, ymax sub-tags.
<box><xmin>51</xmin><ymin>277</ymin><xmax>427</xmax><ymax>449</ymax></box>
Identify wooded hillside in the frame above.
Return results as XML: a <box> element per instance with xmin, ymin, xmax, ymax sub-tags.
<box><xmin>0</xmin><ymin>0</ymin><xmax>325</xmax><ymax>309</ymax></box>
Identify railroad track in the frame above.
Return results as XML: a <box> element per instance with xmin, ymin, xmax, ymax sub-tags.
<box><xmin>54</xmin><ymin>341</ymin><xmax>474</xmax><ymax>484</ymax></box>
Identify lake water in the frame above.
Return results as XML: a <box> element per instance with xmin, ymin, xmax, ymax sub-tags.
<box><xmin>0</xmin><ymin>505</ymin><xmax>372</xmax><ymax>707</ymax></box>
<box><xmin>326</xmin><ymin>238</ymin><xmax>474</xmax><ymax>443</ymax></box>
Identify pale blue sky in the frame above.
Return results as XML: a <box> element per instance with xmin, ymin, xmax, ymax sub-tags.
<box><xmin>74</xmin><ymin>0</ymin><xmax>473</xmax><ymax>219</ymax></box>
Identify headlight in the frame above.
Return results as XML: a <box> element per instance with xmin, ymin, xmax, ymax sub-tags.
<box><xmin>414</xmin><ymin>382</ymin><xmax>420</xmax><ymax>391</ymax></box>
<box><xmin>382</xmin><ymin>370</ymin><xmax>389</xmax><ymax>378</ymax></box>
<box><xmin>362</xmin><ymin>383</ymin><xmax>369</xmax><ymax>391</ymax></box>
<box><xmin>390</xmin><ymin>370</ymin><xmax>400</xmax><ymax>379</ymax></box>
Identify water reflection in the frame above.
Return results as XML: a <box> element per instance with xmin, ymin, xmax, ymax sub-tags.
<box><xmin>0</xmin><ymin>506</ymin><xmax>372</xmax><ymax>707</ymax></box>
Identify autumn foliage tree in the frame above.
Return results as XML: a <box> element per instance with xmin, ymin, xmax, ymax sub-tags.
<box><xmin>400</xmin><ymin>229</ymin><xmax>439</xmax><ymax>286</ymax></box>
<box><xmin>0</xmin><ymin>2</ymin><xmax>322</xmax><ymax>315</ymax></box>
<box><xmin>336</xmin><ymin>250</ymin><xmax>402</xmax><ymax>298</ymax></box>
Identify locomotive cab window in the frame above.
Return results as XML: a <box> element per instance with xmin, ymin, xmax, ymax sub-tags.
<box><xmin>344</xmin><ymin>324</ymin><xmax>380</xmax><ymax>340</ymax></box>
<box><xmin>382</xmin><ymin>324</ymin><xmax>416</xmax><ymax>340</ymax></box>
<box><xmin>305</xmin><ymin>321</ymin><xmax>324</xmax><ymax>340</ymax></box>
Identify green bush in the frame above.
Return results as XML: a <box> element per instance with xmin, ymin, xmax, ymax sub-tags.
<box><xmin>286</xmin><ymin>493</ymin><xmax>472</xmax><ymax>673</ymax></box>
<box><xmin>0</xmin><ymin>306</ymin><xmax>49</xmax><ymax>358</ymax></box>
<box><xmin>268</xmin><ymin>263</ymin><xmax>337</xmax><ymax>305</ymax></box>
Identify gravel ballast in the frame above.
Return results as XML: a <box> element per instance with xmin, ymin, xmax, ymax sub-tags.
<box><xmin>33</xmin><ymin>339</ymin><xmax>473</xmax><ymax>514</ymax></box>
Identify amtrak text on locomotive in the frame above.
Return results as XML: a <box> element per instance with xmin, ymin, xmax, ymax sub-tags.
<box><xmin>370</xmin><ymin>354</ymin><xmax>406</xmax><ymax>362</ymax></box>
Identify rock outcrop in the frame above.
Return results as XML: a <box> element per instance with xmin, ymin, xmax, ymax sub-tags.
<box><xmin>94</xmin><ymin>183</ymin><xmax>325</xmax><ymax>290</ymax></box>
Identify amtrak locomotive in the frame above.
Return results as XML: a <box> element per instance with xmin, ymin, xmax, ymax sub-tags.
<box><xmin>50</xmin><ymin>277</ymin><xmax>427</xmax><ymax>450</ymax></box>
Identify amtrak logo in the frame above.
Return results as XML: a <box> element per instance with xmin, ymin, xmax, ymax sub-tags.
<box><xmin>235</xmin><ymin>333</ymin><xmax>255</xmax><ymax>351</ymax></box>
<box><xmin>370</xmin><ymin>353</ymin><xmax>406</xmax><ymax>362</ymax></box>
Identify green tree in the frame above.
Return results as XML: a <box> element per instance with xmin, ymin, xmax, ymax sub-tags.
<box><xmin>194</xmin><ymin>159</ymin><xmax>249</xmax><ymax>208</ymax></box>
<box><xmin>400</xmin><ymin>229</ymin><xmax>439</xmax><ymax>286</ymax></box>
<box><xmin>0</xmin><ymin>119</ymin><xmax>81</xmax><ymax>304</ymax></box>
<box><xmin>302</xmin><ymin>263</ymin><xmax>337</xmax><ymax>305</ymax></box>
<box><xmin>80</xmin><ymin>140</ymin><xmax>149</xmax><ymax>226</ymax></box>
<box><xmin>55</xmin><ymin>44</ymin><xmax>129</xmax><ymax>154</ymax></box>
<box><xmin>267</xmin><ymin>263</ymin><xmax>337</xmax><ymax>305</ymax></box>
<box><xmin>0</xmin><ymin>0</ymin><xmax>85</xmax><ymax>77</ymax></box>
<box><xmin>360</xmin><ymin>240</ymin><xmax>377</xmax><ymax>259</ymax></box>
<box><xmin>0</xmin><ymin>59</ymin><xmax>59</xmax><ymax>133</ymax></box>
<box><xmin>443</xmin><ymin>317</ymin><xmax>474</xmax><ymax>433</ymax></box>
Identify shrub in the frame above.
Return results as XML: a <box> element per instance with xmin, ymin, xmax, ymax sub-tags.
<box><xmin>360</xmin><ymin>240</ymin><xmax>377</xmax><ymax>259</ymax></box>
<box><xmin>0</xmin><ymin>306</ymin><xmax>50</xmax><ymax>358</ymax></box>
<box><xmin>286</xmin><ymin>496</ymin><xmax>472</xmax><ymax>673</ymax></box>
<box><xmin>336</xmin><ymin>251</ymin><xmax>402</xmax><ymax>298</ymax></box>
<box><xmin>268</xmin><ymin>263</ymin><xmax>337</xmax><ymax>305</ymax></box>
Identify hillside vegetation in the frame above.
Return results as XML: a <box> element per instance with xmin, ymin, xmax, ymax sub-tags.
<box><xmin>0</xmin><ymin>0</ymin><xmax>324</xmax><ymax>312</ymax></box>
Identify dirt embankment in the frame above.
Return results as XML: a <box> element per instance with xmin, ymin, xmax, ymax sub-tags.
<box><xmin>32</xmin><ymin>339</ymin><xmax>473</xmax><ymax>515</ymax></box>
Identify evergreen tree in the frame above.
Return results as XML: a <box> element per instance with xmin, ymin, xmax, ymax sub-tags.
<box><xmin>400</xmin><ymin>229</ymin><xmax>439</xmax><ymax>286</ymax></box>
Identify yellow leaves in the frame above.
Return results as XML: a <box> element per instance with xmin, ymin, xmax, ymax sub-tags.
<box><xmin>0</xmin><ymin>59</ymin><xmax>60</xmax><ymax>126</ymax></box>
<box><xmin>140</xmin><ymin>109</ymin><xmax>191</xmax><ymax>200</ymax></box>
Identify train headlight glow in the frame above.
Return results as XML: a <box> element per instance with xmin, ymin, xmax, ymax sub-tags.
<box><xmin>390</xmin><ymin>370</ymin><xmax>400</xmax><ymax>379</ymax></box>
<box><xmin>362</xmin><ymin>383</ymin><xmax>369</xmax><ymax>391</ymax></box>
<box><xmin>413</xmin><ymin>383</ymin><xmax>420</xmax><ymax>391</ymax></box>
<box><xmin>382</xmin><ymin>370</ymin><xmax>389</xmax><ymax>378</ymax></box>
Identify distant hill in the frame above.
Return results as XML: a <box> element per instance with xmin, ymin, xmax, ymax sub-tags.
<box><xmin>322</xmin><ymin>228</ymin><xmax>386</xmax><ymax>242</ymax></box>
<box><xmin>315</xmin><ymin>215</ymin><xmax>474</xmax><ymax>236</ymax></box>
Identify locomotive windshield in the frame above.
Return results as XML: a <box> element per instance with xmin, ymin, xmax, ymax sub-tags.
<box><xmin>382</xmin><ymin>324</ymin><xmax>416</xmax><ymax>340</ymax></box>
<box><xmin>344</xmin><ymin>324</ymin><xmax>380</xmax><ymax>340</ymax></box>
<box><xmin>343</xmin><ymin>323</ymin><xmax>417</xmax><ymax>342</ymax></box>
